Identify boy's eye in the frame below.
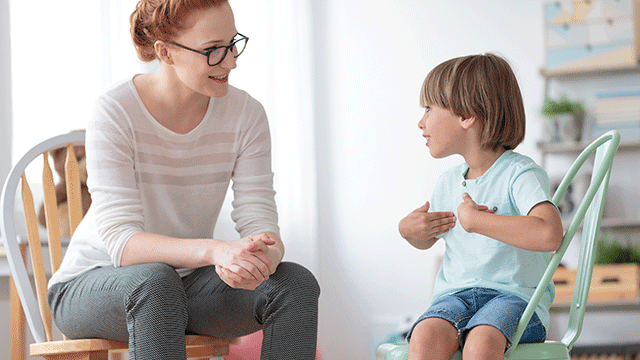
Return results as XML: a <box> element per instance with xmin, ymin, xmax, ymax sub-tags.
<box><xmin>425</xmin><ymin>106</ymin><xmax>431</xmax><ymax>112</ymax></box>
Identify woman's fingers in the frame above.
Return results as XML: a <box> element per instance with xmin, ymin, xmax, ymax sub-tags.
<box><xmin>216</xmin><ymin>265</ymin><xmax>261</xmax><ymax>290</ymax></box>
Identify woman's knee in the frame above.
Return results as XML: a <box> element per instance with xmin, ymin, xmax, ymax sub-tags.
<box><xmin>272</xmin><ymin>262</ymin><xmax>320</xmax><ymax>298</ymax></box>
<box><xmin>125</xmin><ymin>263</ymin><xmax>187</xmax><ymax>312</ymax></box>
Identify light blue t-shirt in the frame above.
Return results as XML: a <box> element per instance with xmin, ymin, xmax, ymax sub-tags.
<box><xmin>430</xmin><ymin>150</ymin><xmax>556</xmax><ymax>330</ymax></box>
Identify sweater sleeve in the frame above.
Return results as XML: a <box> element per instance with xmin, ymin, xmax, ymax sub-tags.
<box><xmin>230</xmin><ymin>102</ymin><xmax>280</xmax><ymax>238</ymax></box>
<box><xmin>86</xmin><ymin>96</ymin><xmax>145</xmax><ymax>267</ymax></box>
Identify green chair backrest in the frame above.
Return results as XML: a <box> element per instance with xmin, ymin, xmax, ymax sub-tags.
<box><xmin>506</xmin><ymin>130</ymin><xmax>620</xmax><ymax>356</ymax></box>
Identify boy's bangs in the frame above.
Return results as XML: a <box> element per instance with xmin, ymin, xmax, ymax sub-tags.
<box><xmin>420</xmin><ymin>66</ymin><xmax>451</xmax><ymax>109</ymax></box>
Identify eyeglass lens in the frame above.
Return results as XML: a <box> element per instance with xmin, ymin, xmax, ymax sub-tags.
<box><xmin>209</xmin><ymin>37</ymin><xmax>247</xmax><ymax>66</ymax></box>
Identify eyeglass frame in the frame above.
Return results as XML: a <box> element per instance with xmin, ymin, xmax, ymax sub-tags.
<box><xmin>167</xmin><ymin>33</ymin><xmax>249</xmax><ymax>66</ymax></box>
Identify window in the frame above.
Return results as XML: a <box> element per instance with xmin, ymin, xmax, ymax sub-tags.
<box><xmin>9</xmin><ymin>0</ymin><xmax>146</xmax><ymax>165</ymax></box>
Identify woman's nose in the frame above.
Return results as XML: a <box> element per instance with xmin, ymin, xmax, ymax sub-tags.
<box><xmin>219</xmin><ymin>51</ymin><xmax>238</xmax><ymax>70</ymax></box>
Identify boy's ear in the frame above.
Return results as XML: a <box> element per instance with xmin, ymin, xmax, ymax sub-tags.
<box><xmin>460</xmin><ymin>115</ymin><xmax>476</xmax><ymax>130</ymax></box>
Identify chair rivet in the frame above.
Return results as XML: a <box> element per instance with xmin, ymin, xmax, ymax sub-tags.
<box><xmin>576</xmin><ymin>303</ymin><xmax>581</xmax><ymax>308</ymax></box>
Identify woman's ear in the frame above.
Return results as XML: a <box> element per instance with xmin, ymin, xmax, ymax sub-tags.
<box><xmin>154</xmin><ymin>40</ymin><xmax>174</xmax><ymax>65</ymax></box>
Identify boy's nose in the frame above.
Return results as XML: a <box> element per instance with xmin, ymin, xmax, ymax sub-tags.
<box><xmin>418</xmin><ymin>115</ymin><xmax>426</xmax><ymax>129</ymax></box>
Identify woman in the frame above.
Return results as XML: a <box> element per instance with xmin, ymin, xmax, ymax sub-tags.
<box><xmin>47</xmin><ymin>1</ymin><xmax>320</xmax><ymax>359</ymax></box>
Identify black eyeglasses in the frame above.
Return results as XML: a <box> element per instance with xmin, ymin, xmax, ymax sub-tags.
<box><xmin>168</xmin><ymin>33</ymin><xmax>248</xmax><ymax>66</ymax></box>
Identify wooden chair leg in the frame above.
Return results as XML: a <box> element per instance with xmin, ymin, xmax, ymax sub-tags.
<box><xmin>10</xmin><ymin>243</ymin><xmax>28</xmax><ymax>360</ymax></box>
<box><xmin>10</xmin><ymin>274</ymin><xmax>26</xmax><ymax>360</ymax></box>
<box><xmin>109</xmin><ymin>350</ymin><xmax>127</xmax><ymax>360</ymax></box>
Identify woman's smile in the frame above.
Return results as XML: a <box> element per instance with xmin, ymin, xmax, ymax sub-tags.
<box><xmin>209</xmin><ymin>74</ymin><xmax>229</xmax><ymax>83</ymax></box>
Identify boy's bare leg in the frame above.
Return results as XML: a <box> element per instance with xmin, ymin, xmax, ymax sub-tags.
<box><xmin>462</xmin><ymin>325</ymin><xmax>507</xmax><ymax>360</ymax></box>
<box><xmin>408</xmin><ymin>318</ymin><xmax>458</xmax><ymax>360</ymax></box>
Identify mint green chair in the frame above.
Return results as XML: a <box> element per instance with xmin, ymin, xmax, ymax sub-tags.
<box><xmin>377</xmin><ymin>130</ymin><xmax>620</xmax><ymax>360</ymax></box>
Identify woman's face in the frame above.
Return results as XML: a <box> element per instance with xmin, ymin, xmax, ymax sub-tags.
<box><xmin>168</xmin><ymin>3</ymin><xmax>238</xmax><ymax>98</ymax></box>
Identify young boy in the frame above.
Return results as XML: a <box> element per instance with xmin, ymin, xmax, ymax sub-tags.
<box><xmin>399</xmin><ymin>53</ymin><xmax>564</xmax><ymax>360</ymax></box>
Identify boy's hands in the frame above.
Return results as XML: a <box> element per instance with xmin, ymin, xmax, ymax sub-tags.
<box><xmin>457</xmin><ymin>193</ymin><xmax>494</xmax><ymax>232</ymax></box>
<box><xmin>399</xmin><ymin>201</ymin><xmax>456</xmax><ymax>249</ymax></box>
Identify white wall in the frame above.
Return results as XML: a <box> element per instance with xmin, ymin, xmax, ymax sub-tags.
<box><xmin>1</xmin><ymin>0</ymin><xmax>12</xmax><ymax>186</ymax></box>
<box><xmin>312</xmin><ymin>1</ymin><xmax>548</xmax><ymax>359</ymax></box>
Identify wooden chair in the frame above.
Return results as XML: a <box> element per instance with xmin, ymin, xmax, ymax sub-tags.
<box><xmin>1</xmin><ymin>132</ymin><xmax>238</xmax><ymax>359</ymax></box>
<box><xmin>376</xmin><ymin>130</ymin><xmax>621</xmax><ymax>360</ymax></box>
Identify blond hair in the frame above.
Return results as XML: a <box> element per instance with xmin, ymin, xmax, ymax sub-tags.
<box><xmin>130</xmin><ymin>0</ymin><xmax>228</xmax><ymax>62</ymax></box>
<box><xmin>420</xmin><ymin>53</ymin><xmax>526</xmax><ymax>150</ymax></box>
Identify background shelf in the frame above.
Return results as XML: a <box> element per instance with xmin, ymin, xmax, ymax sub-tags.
<box><xmin>537</xmin><ymin>141</ymin><xmax>640</xmax><ymax>155</ymax></box>
<box><xmin>540</xmin><ymin>64</ymin><xmax>640</xmax><ymax>79</ymax></box>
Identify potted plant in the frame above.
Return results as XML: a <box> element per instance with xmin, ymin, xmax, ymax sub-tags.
<box><xmin>595</xmin><ymin>238</ymin><xmax>640</xmax><ymax>266</ymax></box>
<box><xmin>541</xmin><ymin>95</ymin><xmax>585</xmax><ymax>143</ymax></box>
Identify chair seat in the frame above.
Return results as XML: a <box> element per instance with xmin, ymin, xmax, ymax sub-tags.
<box><xmin>30</xmin><ymin>338</ymin><xmax>128</xmax><ymax>356</ymax></box>
<box><xmin>376</xmin><ymin>341</ymin><xmax>569</xmax><ymax>360</ymax></box>
<box><xmin>30</xmin><ymin>335</ymin><xmax>239</xmax><ymax>358</ymax></box>
<box><xmin>506</xmin><ymin>341</ymin><xmax>569</xmax><ymax>360</ymax></box>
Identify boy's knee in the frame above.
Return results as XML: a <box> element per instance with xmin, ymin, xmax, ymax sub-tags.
<box><xmin>411</xmin><ymin>317</ymin><xmax>457</xmax><ymax>344</ymax></box>
<box><xmin>409</xmin><ymin>318</ymin><xmax>459</xmax><ymax>359</ymax></box>
<box><xmin>463</xmin><ymin>325</ymin><xmax>508</xmax><ymax>355</ymax></box>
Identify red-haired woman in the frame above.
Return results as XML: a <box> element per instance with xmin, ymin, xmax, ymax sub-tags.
<box><xmin>47</xmin><ymin>1</ymin><xmax>320</xmax><ymax>359</ymax></box>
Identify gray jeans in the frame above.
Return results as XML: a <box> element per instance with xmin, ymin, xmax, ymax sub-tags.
<box><xmin>48</xmin><ymin>262</ymin><xmax>320</xmax><ymax>360</ymax></box>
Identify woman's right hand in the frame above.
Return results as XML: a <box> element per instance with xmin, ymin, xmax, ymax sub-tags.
<box><xmin>214</xmin><ymin>233</ymin><xmax>276</xmax><ymax>290</ymax></box>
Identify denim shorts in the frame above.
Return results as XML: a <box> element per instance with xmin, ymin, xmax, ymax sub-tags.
<box><xmin>407</xmin><ymin>287</ymin><xmax>546</xmax><ymax>349</ymax></box>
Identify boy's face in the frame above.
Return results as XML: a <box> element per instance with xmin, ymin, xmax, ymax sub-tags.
<box><xmin>417</xmin><ymin>104</ymin><xmax>465</xmax><ymax>158</ymax></box>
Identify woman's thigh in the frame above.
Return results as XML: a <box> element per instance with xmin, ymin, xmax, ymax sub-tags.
<box><xmin>48</xmin><ymin>263</ymin><xmax>186</xmax><ymax>342</ymax></box>
<box><xmin>181</xmin><ymin>265</ymin><xmax>264</xmax><ymax>338</ymax></box>
<box><xmin>182</xmin><ymin>261</ymin><xmax>320</xmax><ymax>339</ymax></box>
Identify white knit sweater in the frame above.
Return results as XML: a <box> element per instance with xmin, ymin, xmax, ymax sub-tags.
<box><xmin>49</xmin><ymin>79</ymin><xmax>280</xmax><ymax>287</ymax></box>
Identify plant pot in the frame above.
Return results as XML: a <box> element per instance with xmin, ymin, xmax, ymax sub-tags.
<box><xmin>543</xmin><ymin>114</ymin><xmax>582</xmax><ymax>143</ymax></box>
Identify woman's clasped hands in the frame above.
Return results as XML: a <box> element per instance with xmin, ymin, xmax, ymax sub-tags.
<box><xmin>215</xmin><ymin>232</ymin><xmax>282</xmax><ymax>290</ymax></box>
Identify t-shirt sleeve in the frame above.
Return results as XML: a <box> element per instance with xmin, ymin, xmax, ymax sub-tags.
<box><xmin>510</xmin><ymin>164</ymin><xmax>555</xmax><ymax>216</ymax></box>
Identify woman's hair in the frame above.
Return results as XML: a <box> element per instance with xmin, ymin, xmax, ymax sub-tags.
<box><xmin>420</xmin><ymin>53</ymin><xmax>526</xmax><ymax>150</ymax></box>
<box><xmin>130</xmin><ymin>0</ymin><xmax>228</xmax><ymax>62</ymax></box>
